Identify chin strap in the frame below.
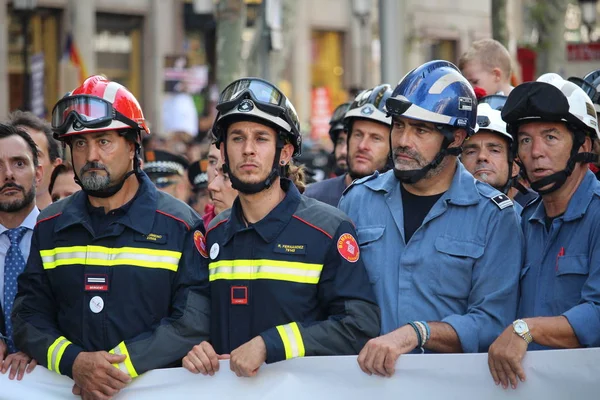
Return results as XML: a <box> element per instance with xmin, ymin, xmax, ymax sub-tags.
<box><xmin>526</xmin><ymin>133</ymin><xmax>597</xmax><ymax>195</ymax></box>
<box><xmin>223</xmin><ymin>134</ymin><xmax>285</xmax><ymax>195</ymax></box>
<box><xmin>71</xmin><ymin>131</ymin><xmax>142</xmax><ymax>199</ymax></box>
<box><xmin>393</xmin><ymin>126</ymin><xmax>461</xmax><ymax>184</ymax></box>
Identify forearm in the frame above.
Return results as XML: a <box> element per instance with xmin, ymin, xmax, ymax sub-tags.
<box><xmin>526</xmin><ymin>316</ymin><xmax>581</xmax><ymax>349</ymax></box>
<box><xmin>424</xmin><ymin>322</ymin><xmax>463</xmax><ymax>353</ymax></box>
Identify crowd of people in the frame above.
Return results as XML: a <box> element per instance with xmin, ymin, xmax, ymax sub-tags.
<box><xmin>1</xmin><ymin>37</ymin><xmax>600</xmax><ymax>399</ymax></box>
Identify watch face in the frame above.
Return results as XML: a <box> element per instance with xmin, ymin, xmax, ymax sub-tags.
<box><xmin>514</xmin><ymin>320</ymin><xmax>527</xmax><ymax>334</ymax></box>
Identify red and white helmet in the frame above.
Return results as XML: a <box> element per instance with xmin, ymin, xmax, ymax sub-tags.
<box><xmin>51</xmin><ymin>75</ymin><xmax>150</xmax><ymax>140</ymax></box>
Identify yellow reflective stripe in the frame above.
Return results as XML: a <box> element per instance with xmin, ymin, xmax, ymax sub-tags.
<box><xmin>109</xmin><ymin>342</ymin><xmax>138</xmax><ymax>378</ymax></box>
<box><xmin>47</xmin><ymin>336</ymin><xmax>71</xmax><ymax>374</ymax></box>
<box><xmin>276</xmin><ymin>322</ymin><xmax>305</xmax><ymax>360</ymax></box>
<box><xmin>276</xmin><ymin>325</ymin><xmax>292</xmax><ymax>359</ymax></box>
<box><xmin>208</xmin><ymin>259</ymin><xmax>323</xmax><ymax>284</ymax></box>
<box><xmin>40</xmin><ymin>246</ymin><xmax>181</xmax><ymax>271</ymax></box>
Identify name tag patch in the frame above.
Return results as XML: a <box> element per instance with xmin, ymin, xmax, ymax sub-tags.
<box><xmin>85</xmin><ymin>274</ymin><xmax>109</xmax><ymax>292</ymax></box>
<box><xmin>274</xmin><ymin>243</ymin><xmax>306</xmax><ymax>255</ymax></box>
<box><xmin>134</xmin><ymin>233</ymin><xmax>167</xmax><ymax>244</ymax></box>
<box><xmin>231</xmin><ymin>286</ymin><xmax>248</xmax><ymax>305</ymax></box>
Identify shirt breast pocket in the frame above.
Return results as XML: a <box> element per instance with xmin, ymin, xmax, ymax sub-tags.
<box><xmin>356</xmin><ymin>225</ymin><xmax>385</xmax><ymax>284</ymax></box>
<box><xmin>433</xmin><ymin>236</ymin><xmax>484</xmax><ymax>299</ymax></box>
<box><xmin>555</xmin><ymin>255</ymin><xmax>588</xmax><ymax>312</ymax></box>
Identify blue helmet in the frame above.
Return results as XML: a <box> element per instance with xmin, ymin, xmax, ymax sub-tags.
<box><xmin>386</xmin><ymin>61</ymin><xmax>477</xmax><ymax>184</ymax></box>
<box><xmin>387</xmin><ymin>60</ymin><xmax>478</xmax><ymax>135</ymax></box>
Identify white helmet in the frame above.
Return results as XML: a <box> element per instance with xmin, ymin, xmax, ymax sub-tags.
<box><xmin>535</xmin><ymin>73</ymin><xmax>599</xmax><ymax>139</ymax></box>
<box><xmin>475</xmin><ymin>102</ymin><xmax>511</xmax><ymax>142</ymax></box>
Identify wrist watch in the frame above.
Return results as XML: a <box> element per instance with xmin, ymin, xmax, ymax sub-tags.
<box><xmin>512</xmin><ymin>319</ymin><xmax>533</xmax><ymax>344</ymax></box>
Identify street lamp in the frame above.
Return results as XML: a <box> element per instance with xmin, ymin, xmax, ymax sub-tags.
<box><xmin>352</xmin><ymin>0</ymin><xmax>373</xmax><ymax>86</ymax></box>
<box><xmin>13</xmin><ymin>0</ymin><xmax>38</xmax><ymax>111</ymax></box>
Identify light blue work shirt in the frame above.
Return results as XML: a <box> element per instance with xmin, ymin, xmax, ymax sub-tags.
<box><xmin>339</xmin><ymin>161</ymin><xmax>523</xmax><ymax>353</ymax></box>
<box><xmin>518</xmin><ymin>169</ymin><xmax>600</xmax><ymax>349</ymax></box>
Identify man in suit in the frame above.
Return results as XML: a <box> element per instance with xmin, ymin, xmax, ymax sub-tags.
<box><xmin>0</xmin><ymin>123</ymin><xmax>41</xmax><ymax>380</ymax></box>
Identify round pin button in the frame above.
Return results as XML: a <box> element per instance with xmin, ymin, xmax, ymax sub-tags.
<box><xmin>89</xmin><ymin>296</ymin><xmax>104</xmax><ymax>313</ymax></box>
<box><xmin>210</xmin><ymin>243</ymin><xmax>220</xmax><ymax>260</ymax></box>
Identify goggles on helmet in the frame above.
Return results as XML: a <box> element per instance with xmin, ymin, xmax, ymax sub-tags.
<box><xmin>217</xmin><ymin>78</ymin><xmax>300</xmax><ymax>134</ymax></box>
<box><xmin>478</xmin><ymin>95</ymin><xmax>508</xmax><ymax>111</ymax></box>
<box><xmin>51</xmin><ymin>95</ymin><xmax>140</xmax><ymax>135</ymax></box>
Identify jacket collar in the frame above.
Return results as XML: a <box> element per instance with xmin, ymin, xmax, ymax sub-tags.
<box><xmin>54</xmin><ymin>172</ymin><xmax>157</xmax><ymax>236</ymax></box>
<box><xmin>529</xmin><ymin>169</ymin><xmax>599</xmax><ymax>223</ymax></box>
<box><xmin>364</xmin><ymin>161</ymin><xmax>480</xmax><ymax>207</ymax></box>
<box><xmin>223</xmin><ymin>178</ymin><xmax>300</xmax><ymax>244</ymax></box>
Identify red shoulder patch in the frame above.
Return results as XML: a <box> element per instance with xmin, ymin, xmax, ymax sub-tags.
<box><xmin>337</xmin><ymin>233</ymin><xmax>360</xmax><ymax>263</ymax></box>
<box><xmin>194</xmin><ymin>230</ymin><xmax>208</xmax><ymax>258</ymax></box>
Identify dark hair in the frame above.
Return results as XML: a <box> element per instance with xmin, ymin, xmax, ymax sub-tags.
<box><xmin>49</xmin><ymin>162</ymin><xmax>74</xmax><ymax>194</ymax></box>
<box><xmin>8</xmin><ymin>110</ymin><xmax>62</xmax><ymax>162</ymax></box>
<box><xmin>0</xmin><ymin>122</ymin><xmax>39</xmax><ymax>167</ymax></box>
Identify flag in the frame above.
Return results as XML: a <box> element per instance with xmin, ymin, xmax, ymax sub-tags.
<box><xmin>63</xmin><ymin>33</ymin><xmax>88</xmax><ymax>84</ymax></box>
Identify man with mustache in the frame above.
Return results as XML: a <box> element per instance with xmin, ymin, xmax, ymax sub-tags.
<box><xmin>304</xmin><ymin>86</ymin><xmax>392</xmax><ymax>207</ymax></box>
<box><xmin>12</xmin><ymin>76</ymin><xmax>210</xmax><ymax>400</ymax></box>
<box><xmin>461</xmin><ymin>97</ymin><xmax>527</xmax><ymax>213</ymax></box>
<box><xmin>340</xmin><ymin>61</ymin><xmax>523</xmax><ymax>377</ymax></box>
<box><xmin>182</xmin><ymin>77</ymin><xmax>379</xmax><ymax>378</ymax></box>
<box><xmin>488</xmin><ymin>74</ymin><xmax>600</xmax><ymax>390</ymax></box>
<box><xmin>0</xmin><ymin>123</ymin><xmax>42</xmax><ymax>381</ymax></box>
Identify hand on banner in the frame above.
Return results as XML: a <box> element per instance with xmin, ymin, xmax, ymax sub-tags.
<box><xmin>230</xmin><ymin>336</ymin><xmax>267</xmax><ymax>377</ymax></box>
<box><xmin>487</xmin><ymin>326</ymin><xmax>528</xmax><ymax>389</ymax></box>
<box><xmin>72</xmin><ymin>351</ymin><xmax>132</xmax><ymax>400</ymax></box>
<box><xmin>1</xmin><ymin>348</ymin><xmax>37</xmax><ymax>380</ymax></box>
<box><xmin>183</xmin><ymin>341</ymin><xmax>229</xmax><ymax>376</ymax></box>
<box><xmin>357</xmin><ymin>325</ymin><xmax>418</xmax><ymax>377</ymax></box>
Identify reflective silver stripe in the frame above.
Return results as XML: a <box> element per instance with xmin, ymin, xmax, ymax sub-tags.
<box><xmin>50</xmin><ymin>338</ymin><xmax>70</xmax><ymax>372</ymax></box>
<box><xmin>282</xmin><ymin>324</ymin><xmax>302</xmax><ymax>358</ymax></box>
<box><xmin>429</xmin><ymin>73</ymin><xmax>464</xmax><ymax>95</ymax></box>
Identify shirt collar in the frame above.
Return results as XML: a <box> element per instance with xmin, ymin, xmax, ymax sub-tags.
<box><xmin>529</xmin><ymin>169</ymin><xmax>599</xmax><ymax>223</ymax></box>
<box><xmin>54</xmin><ymin>172</ymin><xmax>158</xmax><ymax>236</ymax></box>
<box><xmin>0</xmin><ymin>206</ymin><xmax>39</xmax><ymax>235</ymax></box>
<box><xmin>363</xmin><ymin>161</ymin><xmax>480</xmax><ymax>206</ymax></box>
<box><xmin>223</xmin><ymin>179</ymin><xmax>300</xmax><ymax>244</ymax></box>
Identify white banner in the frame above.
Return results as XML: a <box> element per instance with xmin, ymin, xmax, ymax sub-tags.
<box><xmin>2</xmin><ymin>349</ymin><xmax>599</xmax><ymax>399</ymax></box>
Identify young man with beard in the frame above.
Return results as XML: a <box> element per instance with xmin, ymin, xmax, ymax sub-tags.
<box><xmin>0</xmin><ymin>124</ymin><xmax>41</xmax><ymax>381</ymax></box>
<box><xmin>339</xmin><ymin>61</ymin><xmax>523</xmax><ymax>377</ymax></box>
<box><xmin>327</xmin><ymin>102</ymin><xmax>351</xmax><ymax>176</ymax></box>
<box><xmin>487</xmin><ymin>74</ymin><xmax>600</xmax><ymax>390</ymax></box>
<box><xmin>12</xmin><ymin>76</ymin><xmax>210</xmax><ymax>399</ymax></box>
<box><xmin>9</xmin><ymin>111</ymin><xmax>63</xmax><ymax>210</ymax></box>
<box><xmin>304</xmin><ymin>85</ymin><xmax>392</xmax><ymax>207</ymax></box>
<box><xmin>182</xmin><ymin>77</ymin><xmax>379</xmax><ymax>377</ymax></box>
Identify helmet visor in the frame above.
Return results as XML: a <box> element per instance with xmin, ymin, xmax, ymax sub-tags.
<box><xmin>479</xmin><ymin>95</ymin><xmax>508</xmax><ymax>111</ymax></box>
<box><xmin>219</xmin><ymin>78</ymin><xmax>283</xmax><ymax>106</ymax></box>
<box><xmin>51</xmin><ymin>95</ymin><xmax>140</xmax><ymax>136</ymax></box>
<box><xmin>52</xmin><ymin>96</ymin><xmax>111</xmax><ymax>131</ymax></box>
